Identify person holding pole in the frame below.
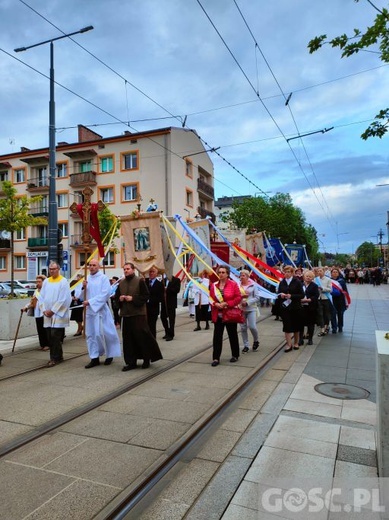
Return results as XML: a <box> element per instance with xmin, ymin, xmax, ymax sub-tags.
<box><xmin>82</xmin><ymin>258</ymin><xmax>121</xmax><ymax>368</ymax></box>
<box><xmin>39</xmin><ymin>262</ymin><xmax>72</xmax><ymax>367</ymax></box>
<box><xmin>22</xmin><ymin>274</ymin><xmax>49</xmax><ymax>351</ymax></box>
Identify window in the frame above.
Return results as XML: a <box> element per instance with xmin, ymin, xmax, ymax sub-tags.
<box><xmin>59</xmin><ymin>222</ymin><xmax>68</xmax><ymax>238</ymax></box>
<box><xmin>79</xmin><ymin>160</ymin><xmax>92</xmax><ymax>173</ymax></box>
<box><xmin>100</xmin><ymin>155</ymin><xmax>114</xmax><ymax>173</ymax></box>
<box><xmin>78</xmin><ymin>252</ymin><xmax>88</xmax><ymax>267</ymax></box>
<box><xmin>185</xmin><ymin>159</ymin><xmax>193</xmax><ymax>178</ymax></box>
<box><xmin>122</xmin><ymin>151</ymin><xmax>138</xmax><ymax>170</ymax></box>
<box><xmin>16</xmin><ymin>228</ymin><xmax>26</xmax><ymax>240</ymax></box>
<box><xmin>0</xmin><ymin>256</ymin><xmax>6</xmax><ymax>270</ymax></box>
<box><xmin>100</xmin><ymin>187</ymin><xmax>114</xmax><ymax>204</ymax></box>
<box><xmin>122</xmin><ymin>184</ymin><xmax>138</xmax><ymax>202</ymax></box>
<box><xmin>36</xmin><ymin>167</ymin><xmax>48</xmax><ymax>186</ymax></box>
<box><xmin>186</xmin><ymin>189</ymin><xmax>193</xmax><ymax>207</ymax></box>
<box><xmin>103</xmin><ymin>251</ymin><xmax>115</xmax><ymax>267</ymax></box>
<box><xmin>57</xmin><ymin>193</ymin><xmax>68</xmax><ymax>208</ymax></box>
<box><xmin>38</xmin><ymin>225</ymin><xmax>48</xmax><ymax>238</ymax></box>
<box><xmin>56</xmin><ymin>163</ymin><xmax>67</xmax><ymax>178</ymax></box>
<box><xmin>15</xmin><ymin>255</ymin><xmax>26</xmax><ymax>270</ymax></box>
<box><xmin>0</xmin><ymin>171</ymin><xmax>8</xmax><ymax>182</ymax></box>
<box><xmin>14</xmin><ymin>168</ymin><xmax>26</xmax><ymax>183</ymax></box>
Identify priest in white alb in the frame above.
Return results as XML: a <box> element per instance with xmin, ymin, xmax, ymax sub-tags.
<box><xmin>82</xmin><ymin>258</ymin><xmax>122</xmax><ymax>368</ymax></box>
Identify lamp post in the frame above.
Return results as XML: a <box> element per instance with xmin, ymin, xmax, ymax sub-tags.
<box><xmin>15</xmin><ymin>26</ymin><xmax>94</xmax><ymax>264</ymax></box>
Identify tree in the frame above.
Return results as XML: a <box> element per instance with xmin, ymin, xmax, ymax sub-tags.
<box><xmin>0</xmin><ymin>181</ymin><xmax>47</xmax><ymax>296</ymax></box>
<box><xmin>221</xmin><ymin>193</ymin><xmax>319</xmax><ymax>259</ymax></box>
<box><xmin>308</xmin><ymin>1</ymin><xmax>389</xmax><ymax>139</ymax></box>
<box><xmin>98</xmin><ymin>206</ymin><xmax>121</xmax><ymax>271</ymax></box>
<box><xmin>355</xmin><ymin>241</ymin><xmax>381</xmax><ymax>266</ymax></box>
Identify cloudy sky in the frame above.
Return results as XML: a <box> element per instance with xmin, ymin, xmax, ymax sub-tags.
<box><xmin>1</xmin><ymin>0</ymin><xmax>389</xmax><ymax>255</ymax></box>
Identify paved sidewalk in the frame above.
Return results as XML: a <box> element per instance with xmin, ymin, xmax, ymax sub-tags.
<box><xmin>221</xmin><ymin>283</ymin><xmax>388</xmax><ymax>519</ymax></box>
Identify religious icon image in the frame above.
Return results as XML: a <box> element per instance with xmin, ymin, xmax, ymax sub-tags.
<box><xmin>134</xmin><ymin>227</ymin><xmax>150</xmax><ymax>251</ymax></box>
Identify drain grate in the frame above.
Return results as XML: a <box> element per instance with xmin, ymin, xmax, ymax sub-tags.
<box><xmin>314</xmin><ymin>382</ymin><xmax>370</xmax><ymax>400</ymax></box>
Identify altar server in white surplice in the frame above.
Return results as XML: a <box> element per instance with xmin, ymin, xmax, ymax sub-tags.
<box><xmin>82</xmin><ymin>259</ymin><xmax>121</xmax><ymax>369</ymax></box>
<box><xmin>39</xmin><ymin>262</ymin><xmax>72</xmax><ymax>367</ymax></box>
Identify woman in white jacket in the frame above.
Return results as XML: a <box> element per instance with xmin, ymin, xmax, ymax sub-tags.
<box><xmin>239</xmin><ymin>270</ymin><xmax>260</xmax><ymax>352</ymax></box>
<box><xmin>193</xmin><ymin>270</ymin><xmax>211</xmax><ymax>331</ymax></box>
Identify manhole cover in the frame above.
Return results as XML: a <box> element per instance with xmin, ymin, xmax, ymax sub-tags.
<box><xmin>314</xmin><ymin>383</ymin><xmax>370</xmax><ymax>400</ymax></box>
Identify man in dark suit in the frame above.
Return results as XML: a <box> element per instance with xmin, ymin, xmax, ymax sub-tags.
<box><xmin>145</xmin><ymin>266</ymin><xmax>164</xmax><ymax>338</ymax></box>
<box><xmin>160</xmin><ymin>275</ymin><xmax>181</xmax><ymax>341</ymax></box>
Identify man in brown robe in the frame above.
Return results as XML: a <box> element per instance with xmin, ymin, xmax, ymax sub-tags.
<box><xmin>116</xmin><ymin>262</ymin><xmax>163</xmax><ymax>371</ymax></box>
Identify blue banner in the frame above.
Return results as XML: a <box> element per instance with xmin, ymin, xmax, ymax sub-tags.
<box><xmin>283</xmin><ymin>243</ymin><xmax>305</xmax><ymax>266</ymax></box>
<box><xmin>264</xmin><ymin>238</ymin><xmax>284</xmax><ymax>267</ymax></box>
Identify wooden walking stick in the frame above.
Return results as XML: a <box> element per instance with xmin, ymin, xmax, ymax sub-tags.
<box><xmin>11</xmin><ymin>309</ymin><xmax>24</xmax><ymax>353</ymax></box>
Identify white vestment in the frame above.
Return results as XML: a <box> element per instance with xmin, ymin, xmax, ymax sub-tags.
<box><xmin>39</xmin><ymin>276</ymin><xmax>72</xmax><ymax>328</ymax></box>
<box><xmin>85</xmin><ymin>270</ymin><xmax>121</xmax><ymax>359</ymax></box>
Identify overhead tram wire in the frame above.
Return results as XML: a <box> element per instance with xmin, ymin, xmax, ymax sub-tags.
<box><xmin>15</xmin><ymin>0</ymin><xmax>272</xmax><ymax>199</ymax></box>
<box><xmin>232</xmin><ymin>0</ymin><xmax>336</xmax><ymax>232</ymax></box>
<box><xmin>196</xmin><ymin>0</ymin><xmax>335</xmax><ymax>228</ymax></box>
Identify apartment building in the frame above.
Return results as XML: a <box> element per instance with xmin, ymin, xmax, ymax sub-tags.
<box><xmin>0</xmin><ymin>125</ymin><xmax>215</xmax><ymax>278</ymax></box>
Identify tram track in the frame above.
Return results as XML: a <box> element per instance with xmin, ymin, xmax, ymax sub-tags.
<box><xmin>0</xmin><ymin>311</ymin><xmax>287</xmax><ymax>519</ymax></box>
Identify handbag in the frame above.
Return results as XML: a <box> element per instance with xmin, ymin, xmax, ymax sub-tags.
<box><xmin>222</xmin><ymin>306</ymin><xmax>245</xmax><ymax>324</ymax></box>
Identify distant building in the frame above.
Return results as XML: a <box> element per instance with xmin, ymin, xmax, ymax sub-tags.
<box><xmin>214</xmin><ymin>195</ymin><xmax>252</xmax><ymax>229</ymax></box>
<box><xmin>0</xmin><ymin>125</ymin><xmax>214</xmax><ymax>278</ymax></box>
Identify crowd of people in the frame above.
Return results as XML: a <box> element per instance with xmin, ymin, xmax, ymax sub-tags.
<box><xmin>9</xmin><ymin>260</ymin><xmax>359</xmax><ymax>369</ymax></box>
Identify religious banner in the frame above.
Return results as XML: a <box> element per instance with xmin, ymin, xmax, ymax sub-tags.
<box><xmin>221</xmin><ymin>228</ymin><xmax>247</xmax><ymax>268</ymax></box>
<box><xmin>121</xmin><ymin>212</ymin><xmax>164</xmax><ymax>274</ymax></box>
<box><xmin>245</xmin><ymin>231</ymin><xmax>266</xmax><ymax>261</ymax></box>
<box><xmin>187</xmin><ymin>219</ymin><xmax>212</xmax><ymax>275</ymax></box>
<box><xmin>160</xmin><ymin>216</ymin><xmax>177</xmax><ymax>278</ymax></box>
<box><xmin>210</xmin><ymin>242</ymin><xmax>229</xmax><ymax>265</ymax></box>
<box><xmin>264</xmin><ymin>237</ymin><xmax>284</xmax><ymax>267</ymax></box>
<box><xmin>283</xmin><ymin>243</ymin><xmax>305</xmax><ymax>266</ymax></box>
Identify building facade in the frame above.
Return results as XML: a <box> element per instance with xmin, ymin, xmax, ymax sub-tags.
<box><xmin>0</xmin><ymin>125</ymin><xmax>214</xmax><ymax>279</ymax></box>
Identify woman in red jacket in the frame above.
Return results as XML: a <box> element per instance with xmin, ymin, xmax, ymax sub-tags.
<box><xmin>209</xmin><ymin>265</ymin><xmax>242</xmax><ymax>366</ymax></box>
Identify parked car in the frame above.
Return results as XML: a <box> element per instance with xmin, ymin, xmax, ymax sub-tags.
<box><xmin>0</xmin><ymin>282</ymin><xmax>29</xmax><ymax>298</ymax></box>
<box><xmin>4</xmin><ymin>280</ymin><xmax>36</xmax><ymax>296</ymax></box>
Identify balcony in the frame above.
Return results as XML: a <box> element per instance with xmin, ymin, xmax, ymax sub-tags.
<box><xmin>26</xmin><ymin>176</ymin><xmax>49</xmax><ymax>192</ymax></box>
<box><xmin>197</xmin><ymin>178</ymin><xmax>214</xmax><ymax>200</ymax></box>
<box><xmin>197</xmin><ymin>206</ymin><xmax>216</xmax><ymax>224</ymax></box>
<box><xmin>69</xmin><ymin>171</ymin><xmax>97</xmax><ymax>187</ymax></box>
<box><xmin>0</xmin><ymin>239</ymin><xmax>11</xmax><ymax>250</ymax></box>
<box><xmin>28</xmin><ymin>237</ymin><xmax>48</xmax><ymax>248</ymax></box>
<box><xmin>70</xmin><ymin>234</ymin><xmax>96</xmax><ymax>248</ymax></box>
<box><xmin>29</xmin><ymin>203</ymin><xmax>49</xmax><ymax>217</ymax></box>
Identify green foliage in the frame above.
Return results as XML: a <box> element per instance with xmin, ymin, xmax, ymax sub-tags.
<box><xmin>222</xmin><ymin>193</ymin><xmax>319</xmax><ymax>259</ymax></box>
<box><xmin>0</xmin><ymin>181</ymin><xmax>47</xmax><ymax>231</ymax></box>
<box><xmin>98</xmin><ymin>205</ymin><xmax>121</xmax><ymax>252</ymax></box>
<box><xmin>355</xmin><ymin>241</ymin><xmax>381</xmax><ymax>266</ymax></box>
<box><xmin>308</xmin><ymin>2</ymin><xmax>389</xmax><ymax>139</ymax></box>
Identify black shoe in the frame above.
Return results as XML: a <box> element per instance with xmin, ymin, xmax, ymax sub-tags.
<box><xmin>162</xmin><ymin>335</ymin><xmax>167</xmax><ymax>339</ymax></box>
<box><xmin>211</xmin><ymin>360</ymin><xmax>219</xmax><ymax>367</ymax></box>
<box><xmin>165</xmin><ymin>336</ymin><xmax>173</xmax><ymax>341</ymax></box>
<box><xmin>142</xmin><ymin>360</ymin><xmax>150</xmax><ymax>369</ymax></box>
<box><xmin>332</xmin><ymin>330</ymin><xmax>337</xmax><ymax>334</ymax></box>
<box><xmin>104</xmin><ymin>358</ymin><xmax>113</xmax><ymax>365</ymax></box>
<box><xmin>194</xmin><ymin>326</ymin><xmax>201</xmax><ymax>331</ymax></box>
<box><xmin>338</xmin><ymin>328</ymin><xmax>343</xmax><ymax>333</ymax></box>
<box><xmin>205</xmin><ymin>324</ymin><xmax>210</xmax><ymax>330</ymax></box>
<box><xmin>252</xmin><ymin>341</ymin><xmax>259</xmax><ymax>351</ymax></box>
<box><xmin>242</xmin><ymin>347</ymin><xmax>249</xmax><ymax>353</ymax></box>
<box><xmin>122</xmin><ymin>364</ymin><xmax>137</xmax><ymax>371</ymax></box>
<box><xmin>274</xmin><ymin>317</ymin><xmax>280</xmax><ymax>321</ymax></box>
<box><xmin>308</xmin><ymin>339</ymin><xmax>313</xmax><ymax>345</ymax></box>
<box><xmin>298</xmin><ymin>339</ymin><xmax>304</xmax><ymax>346</ymax></box>
<box><xmin>0</xmin><ymin>353</ymin><xmax>3</xmax><ymax>366</ymax></box>
<box><xmin>85</xmin><ymin>358</ymin><xmax>100</xmax><ymax>369</ymax></box>
<box><xmin>230</xmin><ymin>357</ymin><xmax>238</xmax><ymax>363</ymax></box>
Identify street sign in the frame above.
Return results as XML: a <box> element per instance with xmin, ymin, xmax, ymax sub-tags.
<box><xmin>63</xmin><ymin>250</ymin><xmax>69</xmax><ymax>261</ymax></box>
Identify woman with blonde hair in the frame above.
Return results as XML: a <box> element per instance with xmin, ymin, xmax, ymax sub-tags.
<box><xmin>239</xmin><ymin>269</ymin><xmax>260</xmax><ymax>352</ymax></box>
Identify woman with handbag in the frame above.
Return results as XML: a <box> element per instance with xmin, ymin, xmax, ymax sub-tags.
<box><xmin>209</xmin><ymin>265</ymin><xmax>243</xmax><ymax>366</ymax></box>
<box><xmin>277</xmin><ymin>266</ymin><xmax>304</xmax><ymax>352</ymax></box>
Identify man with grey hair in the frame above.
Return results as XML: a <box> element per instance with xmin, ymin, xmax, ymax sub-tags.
<box><xmin>39</xmin><ymin>262</ymin><xmax>72</xmax><ymax>367</ymax></box>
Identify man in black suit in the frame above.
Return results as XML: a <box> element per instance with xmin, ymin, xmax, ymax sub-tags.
<box><xmin>145</xmin><ymin>266</ymin><xmax>164</xmax><ymax>338</ymax></box>
<box><xmin>160</xmin><ymin>275</ymin><xmax>181</xmax><ymax>341</ymax></box>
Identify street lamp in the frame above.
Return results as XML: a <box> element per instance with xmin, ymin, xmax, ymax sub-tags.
<box><xmin>15</xmin><ymin>26</ymin><xmax>94</xmax><ymax>264</ymax></box>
